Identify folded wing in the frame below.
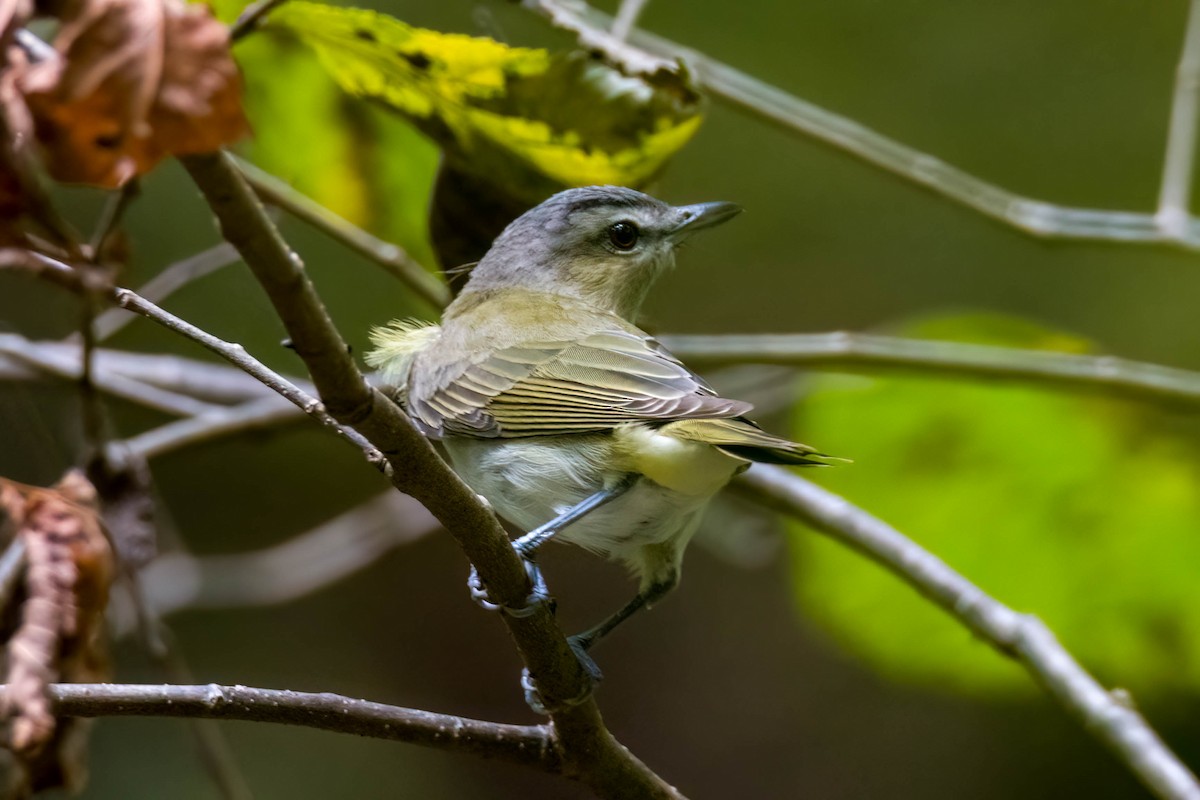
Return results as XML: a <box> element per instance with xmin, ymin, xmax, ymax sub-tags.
<box><xmin>409</xmin><ymin>329</ymin><xmax>751</xmax><ymax>438</ymax></box>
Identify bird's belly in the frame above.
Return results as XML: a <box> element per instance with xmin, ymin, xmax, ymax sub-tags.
<box><xmin>442</xmin><ymin>433</ymin><xmax>731</xmax><ymax>566</ymax></box>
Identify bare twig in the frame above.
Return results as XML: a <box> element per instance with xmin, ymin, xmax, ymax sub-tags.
<box><xmin>1159</xmin><ymin>0</ymin><xmax>1200</xmax><ymax>238</ymax></box>
<box><xmin>14</xmin><ymin>683</ymin><xmax>557</xmax><ymax>769</ymax></box>
<box><xmin>661</xmin><ymin>332</ymin><xmax>1200</xmax><ymax>407</ymax></box>
<box><xmin>736</xmin><ymin>465</ymin><xmax>1200</xmax><ymax>800</ymax></box>
<box><xmin>89</xmin><ymin>182</ymin><xmax>140</xmax><ymax>257</ymax></box>
<box><xmin>93</xmin><ymin>243</ymin><xmax>241</xmax><ymax>341</ymax></box>
<box><xmin>0</xmin><ymin>335</ymin><xmax>282</xmax><ymax>405</ymax></box>
<box><xmin>113</xmin><ymin>492</ymin><xmax>438</xmax><ymax>630</ymax></box>
<box><xmin>109</xmin><ymin>287</ymin><xmax>384</xmax><ymax>467</ymax></box>
<box><xmin>233</xmin><ymin>156</ymin><xmax>450</xmax><ymax>310</ymax></box>
<box><xmin>0</xmin><ymin>333</ymin><xmax>226</xmax><ymax>417</ymax></box>
<box><xmin>610</xmin><ymin>0</ymin><xmax>650</xmax><ymax>42</ymax></box>
<box><xmin>522</xmin><ymin>0</ymin><xmax>1200</xmax><ymax>250</ymax></box>
<box><xmin>121</xmin><ymin>571</ymin><xmax>255</xmax><ymax>800</ymax></box>
<box><xmin>229</xmin><ymin>0</ymin><xmax>290</xmax><ymax>42</ymax></box>
<box><xmin>15</xmin><ymin>330</ymin><xmax>1200</xmax><ymax>415</ymax></box>
<box><xmin>122</xmin><ymin>396</ymin><xmax>302</xmax><ymax>460</ymax></box>
<box><xmin>181</xmin><ymin>151</ymin><xmax>683</xmax><ymax>800</ymax></box>
<box><xmin>78</xmin><ymin>275</ymin><xmax>111</xmax><ymax>462</ymax></box>
<box><xmin>10</xmin><ymin>253</ymin><xmax>387</xmax><ymax>468</ymax></box>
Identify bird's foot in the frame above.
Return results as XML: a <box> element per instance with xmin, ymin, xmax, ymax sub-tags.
<box><xmin>520</xmin><ymin>640</ymin><xmax>603</xmax><ymax>715</ymax></box>
<box><xmin>467</xmin><ymin>557</ymin><xmax>552</xmax><ymax>618</ymax></box>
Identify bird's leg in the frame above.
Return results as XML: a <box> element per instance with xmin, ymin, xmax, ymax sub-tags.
<box><xmin>467</xmin><ymin>474</ymin><xmax>638</xmax><ymax>618</ymax></box>
<box><xmin>568</xmin><ymin>569</ymin><xmax>680</xmax><ymax>655</ymax></box>
<box><xmin>512</xmin><ymin>473</ymin><xmax>638</xmax><ymax>559</ymax></box>
<box><xmin>524</xmin><ymin>571</ymin><xmax>681</xmax><ymax>714</ymax></box>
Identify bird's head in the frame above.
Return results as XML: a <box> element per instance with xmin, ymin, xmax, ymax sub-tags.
<box><xmin>456</xmin><ymin>185</ymin><xmax>741</xmax><ymax>319</ymax></box>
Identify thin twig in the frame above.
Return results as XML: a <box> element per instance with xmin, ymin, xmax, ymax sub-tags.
<box><xmin>610</xmin><ymin>0</ymin><xmax>650</xmax><ymax>42</ymax></box>
<box><xmin>522</xmin><ymin>0</ymin><xmax>1200</xmax><ymax>250</ymax></box>
<box><xmin>229</xmin><ymin>0</ymin><xmax>289</xmax><ymax>42</ymax></box>
<box><xmin>0</xmin><ymin>334</ymin><xmax>285</xmax><ymax>405</ymax></box>
<box><xmin>13</xmin><ymin>252</ymin><xmax>388</xmax><ymax>468</ymax></box>
<box><xmin>660</xmin><ymin>332</ymin><xmax>1200</xmax><ymax>407</ymax></box>
<box><xmin>233</xmin><ymin>156</ymin><xmax>450</xmax><ymax>310</ymax></box>
<box><xmin>109</xmin><ymin>287</ymin><xmax>385</xmax><ymax>468</ymax></box>
<box><xmin>111</xmin><ymin>492</ymin><xmax>438</xmax><ymax>632</ymax></box>
<box><xmin>16</xmin><ymin>683</ymin><xmax>557</xmax><ymax>769</ymax></box>
<box><xmin>122</xmin><ymin>570</ymin><xmax>256</xmax><ymax>800</ymax></box>
<box><xmin>181</xmin><ymin>151</ymin><xmax>683</xmax><ymax>800</ymax></box>
<box><xmin>1158</xmin><ymin>0</ymin><xmax>1200</xmax><ymax>237</ymax></box>
<box><xmin>121</xmin><ymin>396</ymin><xmax>303</xmax><ymax>460</ymax></box>
<box><xmin>77</xmin><ymin>281</ymin><xmax>110</xmax><ymax>461</ymax></box>
<box><xmin>736</xmin><ymin>465</ymin><xmax>1200</xmax><ymax>800</ymax></box>
<box><xmin>0</xmin><ymin>332</ymin><xmax>226</xmax><ymax>417</ymax></box>
<box><xmin>15</xmin><ymin>331</ymin><xmax>1200</xmax><ymax>415</ymax></box>
<box><xmin>93</xmin><ymin>243</ymin><xmax>241</xmax><ymax>341</ymax></box>
<box><xmin>89</xmin><ymin>181</ymin><xmax>140</xmax><ymax>257</ymax></box>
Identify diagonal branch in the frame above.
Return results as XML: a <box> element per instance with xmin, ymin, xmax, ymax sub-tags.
<box><xmin>522</xmin><ymin>0</ymin><xmax>1200</xmax><ymax>250</ymax></box>
<box><xmin>0</xmin><ymin>332</ymin><xmax>226</xmax><ymax>417</ymax></box>
<box><xmin>736</xmin><ymin>465</ymin><xmax>1200</xmax><ymax>800</ymax></box>
<box><xmin>233</xmin><ymin>156</ymin><xmax>450</xmax><ymax>310</ymax></box>
<box><xmin>1158</xmin><ymin>0</ymin><xmax>1200</xmax><ymax>237</ymax></box>
<box><xmin>109</xmin><ymin>491</ymin><xmax>440</xmax><ymax>633</ymax></box>
<box><xmin>9</xmin><ymin>682</ymin><xmax>556</xmax><ymax>769</ymax></box>
<box><xmin>179</xmin><ymin>151</ymin><xmax>682</xmax><ymax>800</ymax></box>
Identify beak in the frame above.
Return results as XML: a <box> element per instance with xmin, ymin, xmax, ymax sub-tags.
<box><xmin>669</xmin><ymin>201</ymin><xmax>743</xmax><ymax>239</ymax></box>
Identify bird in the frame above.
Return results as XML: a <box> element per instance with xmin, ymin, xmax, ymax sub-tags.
<box><xmin>367</xmin><ymin>185</ymin><xmax>835</xmax><ymax>701</ymax></box>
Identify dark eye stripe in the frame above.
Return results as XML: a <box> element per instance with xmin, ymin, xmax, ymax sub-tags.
<box><xmin>609</xmin><ymin>221</ymin><xmax>639</xmax><ymax>250</ymax></box>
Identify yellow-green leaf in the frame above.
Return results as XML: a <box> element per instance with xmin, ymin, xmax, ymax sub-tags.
<box><xmin>267</xmin><ymin>2</ymin><xmax>703</xmax><ymax>196</ymax></box>
<box><xmin>792</xmin><ymin>313</ymin><xmax>1200</xmax><ymax>699</ymax></box>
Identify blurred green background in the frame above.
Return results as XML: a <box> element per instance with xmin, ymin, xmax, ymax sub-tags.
<box><xmin>3</xmin><ymin>0</ymin><xmax>1200</xmax><ymax>797</ymax></box>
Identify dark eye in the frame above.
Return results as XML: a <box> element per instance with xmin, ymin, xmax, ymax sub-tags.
<box><xmin>608</xmin><ymin>221</ymin><xmax>640</xmax><ymax>250</ymax></box>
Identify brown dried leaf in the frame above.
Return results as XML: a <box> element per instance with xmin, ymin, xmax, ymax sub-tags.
<box><xmin>0</xmin><ymin>470</ymin><xmax>113</xmax><ymax>793</ymax></box>
<box><xmin>20</xmin><ymin>0</ymin><xmax>249</xmax><ymax>187</ymax></box>
<box><xmin>0</xmin><ymin>47</ymin><xmax>48</xmax><ymax>245</ymax></box>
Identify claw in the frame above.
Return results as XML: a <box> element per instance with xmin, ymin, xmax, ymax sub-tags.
<box><xmin>467</xmin><ymin>558</ymin><xmax>551</xmax><ymax>618</ymax></box>
<box><xmin>520</xmin><ymin>644</ymin><xmax>602</xmax><ymax>716</ymax></box>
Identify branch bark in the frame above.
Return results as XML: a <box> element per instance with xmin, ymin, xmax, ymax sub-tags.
<box><xmin>522</xmin><ymin>0</ymin><xmax>1200</xmax><ymax>250</ymax></box>
<box><xmin>661</xmin><ymin>332</ymin><xmax>1200</xmax><ymax>407</ymax></box>
<box><xmin>7</xmin><ymin>682</ymin><xmax>557</xmax><ymax>769</ymax></box>
<box><xmin>736</xmin><ymin>465</ymin><xmax>1200</xmax><ymax>800</ymax></box>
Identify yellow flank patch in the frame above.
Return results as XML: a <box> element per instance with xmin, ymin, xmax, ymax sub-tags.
<box><xmin>615</xmin><ymin>424</ymin><xmax>744</xmax><ymax>497</ymax></box>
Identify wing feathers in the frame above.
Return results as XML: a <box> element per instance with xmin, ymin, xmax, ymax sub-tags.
<box><xmin>415</xmin><ymin>328</ymin><xmax>751</xmax><ymax>438</ymax></box>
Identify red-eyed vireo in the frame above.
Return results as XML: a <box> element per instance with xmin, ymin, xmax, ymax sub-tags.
<box><xmin>367</xmin><ymin>186</ymin><xmax>834</xmax><ymax>707</ymax></box>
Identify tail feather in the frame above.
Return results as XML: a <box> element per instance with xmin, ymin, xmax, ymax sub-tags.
<box><xmin>662</xmin><ymin>417</ymin><xmax>845</xmax><ymax>467</ymax></box>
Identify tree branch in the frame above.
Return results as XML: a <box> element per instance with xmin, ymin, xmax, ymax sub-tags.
<box><xmin>232</xmin><ymin>156</ymin><xmax>450</xmax><ymax>310</ymax></box>
<box><xmin>0</xmin><ymin>332</ymin><xmax>227</xmax><ymax>417</ymax></box>
<box><xmin>109</xmin><ymin>491</ymin><xmax>439</xmax><ymax>633</ymax></box>
<box><xmin>1158</xmin><ymin>0</ymin><xmax>1200</xmax><ymax>238</ymax></box>
<box><xmin>0</xmin><ymin>334</ymin><xmax>298</xmax><ymax>404</ymax></box>
<box><xmin>522</xmin><ymin>0</ymin><xmax>1200</xmax><ymax>250</ymax></box>
<box><xmin>736</xmin><ymin>465</ymin><xmax>1200</xmax><ymax>800</ymax></box>
<box><xmin>92</xmin><ymin>243</ymin><xmax>241</xmax><ymax>342</ymax></box>
<box><xmin>180</xmin><ymin>151</ymin><xmax>682</xmax><ymax>799</ymax></box>
<box><xmin>661</xmin><ymin>332</ymin><xmax>1200</xmax><ymax>407</ymax></box>
<box><xmin>9</xmin><ymin>683</ymin><xmax>557</xmax><ymax>769</ymax></box>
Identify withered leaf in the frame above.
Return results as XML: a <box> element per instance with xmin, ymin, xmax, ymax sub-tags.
<box><xmin>0</xmin><ymin>470</ymin><xmax>113</xmax><ymax>794</ymax></box>
<box><xmin>20</xmin><ymin>0</ymin><xmax>249</xmax><ymax>187</ymax></box>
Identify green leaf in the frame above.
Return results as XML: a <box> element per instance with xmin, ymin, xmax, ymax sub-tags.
<box><xmin>792</xmin><ymin>313</ymin><xmax>1200</xmax><ymax>698</ymax></box>
<box><xmin>232</xmin><ymin>27</ymin><xmax>439</xmax><ymax>268</ymax></box>
<box><xmin>266</xmin><ymin>2</ymin><xmax>703</xmax><ymax>198</ymax></box>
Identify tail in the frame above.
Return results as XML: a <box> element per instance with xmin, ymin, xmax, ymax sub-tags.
<box><xmin>662</xmin><ymin>417</ymin><xmax>846</xmax><ymax>467</ymax></box>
